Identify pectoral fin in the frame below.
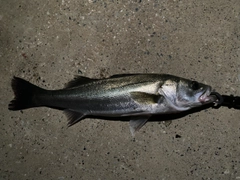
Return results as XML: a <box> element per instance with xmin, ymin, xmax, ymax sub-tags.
<box><xmin>130</xmin><ymin>92</ymin><xmax>163</xmax><ymax>105</ymax></box>
<box><xmin>129</xmin><ymin>116</ymin><xmax>151</xmax><ymax>136</ymax></box>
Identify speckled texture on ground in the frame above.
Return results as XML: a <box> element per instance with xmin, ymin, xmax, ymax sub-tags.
<box><xmin>0</xmin><ymin>0</ymin><xmax>240</xmax><ymax>180</ymax></box>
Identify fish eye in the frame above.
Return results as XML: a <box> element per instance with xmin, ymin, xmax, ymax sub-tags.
<box><xmin>190</xmin><ymin>81</ymin><xmax>199</xmax><ymax>90</ymax></box>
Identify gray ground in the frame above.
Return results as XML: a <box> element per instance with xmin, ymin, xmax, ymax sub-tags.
<box><xmin>1</xmin><ymin>0</ymin><xmax>240</xmax><ymax>179</ymax></box>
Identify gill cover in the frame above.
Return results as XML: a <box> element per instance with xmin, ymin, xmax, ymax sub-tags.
<box><xmin>159</xmin><ymin>79</ymin><xmax>213</xmax><ymax>111</ymax></box>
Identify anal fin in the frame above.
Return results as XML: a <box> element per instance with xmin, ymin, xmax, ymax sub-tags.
<box><xmin>64</xmin><ymin>110</ymin><xmax>86</xmax><ymax>127</ymax></box>
<box><xmin>129</xmin><ymin>116</ymin><xmax>151</xmax><ymax>136</ymax></box>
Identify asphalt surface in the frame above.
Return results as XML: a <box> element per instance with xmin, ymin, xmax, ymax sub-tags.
<box><xmin>1</xmin><ymin>1</ymin><xmax>240</xmax><ymax>179</ymax></box>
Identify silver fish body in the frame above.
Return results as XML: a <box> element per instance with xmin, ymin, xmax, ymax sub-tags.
<box><xmin>9</xmin><ymin>74</ymin><xmax>217</xmax><ymax>135</ymax></box>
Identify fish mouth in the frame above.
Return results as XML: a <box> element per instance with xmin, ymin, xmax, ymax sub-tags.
<box><xmin>199</xmin><ymin>88</ymin><xmax>218</xmax><ymax>104</ymax></box>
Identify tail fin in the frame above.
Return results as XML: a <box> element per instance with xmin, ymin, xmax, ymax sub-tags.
<box><xmin>8</xmin><ymin>77</ymin><xmax>43</xmax><ymax>111</ymax></box>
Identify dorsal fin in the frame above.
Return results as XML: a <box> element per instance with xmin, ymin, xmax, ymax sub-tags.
<box><xmin>65</xmin><ymin>76</ymin><xmax>97</xmax><ymax>88</ymax></box>
<box><xmin>109</xmin><ymin>74</ymin><xmax>138</xmax><ymax>78</ymax></box>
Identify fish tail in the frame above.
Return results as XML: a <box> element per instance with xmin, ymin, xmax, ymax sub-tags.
<box><xmin>8</xmin><ymin>77</ymin><xmax>44</xmax><ymax>110</ymax></box>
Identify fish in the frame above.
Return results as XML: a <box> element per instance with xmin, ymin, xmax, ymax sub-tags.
<box><xmin>8</xmin><ymin>74</ymin><xmax>217</xmax><ymax>135</ymax></box>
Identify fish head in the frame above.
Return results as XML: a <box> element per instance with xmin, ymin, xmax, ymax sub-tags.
<box><xmin>159</xmin><ymin>78</ymin><xmax>217</xmax><ymax>111</ymax></box>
